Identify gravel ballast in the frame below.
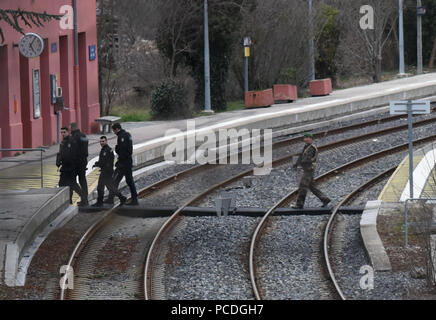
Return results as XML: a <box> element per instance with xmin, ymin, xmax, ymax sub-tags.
<box><xmin>164</xmin><ymin>216</ymin><xmax>259</xmax><ymax>300</ymax></box>
<box><xmin>330</xmin><ymin>214</ymin><xmax>428</xmax><ymax>300</ymax></box>
<box><xmin>199</xmin><ymin>123</ymin><xmax>436</xmax><ymax>209</ymax></box>
<box><xmin>5</xmin><ymin>110</ymin><xmax>436</xmax><ymax>300</ymax></box>
<box><xmin>162</xmin><ymin>125</ymin><xmax>436</xmax><ymax>300</ymax></box>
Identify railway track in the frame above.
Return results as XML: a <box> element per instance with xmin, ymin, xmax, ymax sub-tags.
<box><xmin>248</xmin><ymin>134</ymin><xmax>436</xmax><ymax>300</ymax></box>
<box><xmin>145</xmin><ymin>127</ymin><xmax>436</xmax><ymax>299</ymax></box>
<box><xmin>60</xmin><ymin>109</ymin><xmax>436</xmax><ymax>300</ymax></box>
<box><xmin>323</xmin><ymin>167</ymin><xmax>397</xmax><ymax>300</ymax></box>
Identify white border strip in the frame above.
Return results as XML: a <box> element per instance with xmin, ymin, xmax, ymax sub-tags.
<box><xmin>131</xmin><ymin>79</ymin><xmax>436</xmax><ymax>152</ymax></box>
<box><xmin>400</xmin><ymin>147</ymin><xmax>436</xmax><ymax>201</ymax></box>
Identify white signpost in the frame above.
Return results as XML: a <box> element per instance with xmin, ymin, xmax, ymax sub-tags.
<box><xmin>390</xmin><ymin>100</ymin><xmax>431</xmax><ymax>247</ymax></box>
<box><xmin>390</xmin><ymin>100</ymin><xmax>431</xmax><ymax>199</ymax></box>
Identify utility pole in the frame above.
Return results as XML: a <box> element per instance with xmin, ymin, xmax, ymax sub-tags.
<box><xmin>73</xmin><ymin>0</ymin><xmax>81</xmax><ymax>124</ymax></box>
<box><xmin>417</xmin><ymin>0</ymin><xmax>423</xmax><ymax>74</ymax></box>
<box><xmin>243</xmin><ymin>37</ymin><xmax>252</xmax><ymax>93</ymax></box>
<box><xmin>204</xmin><ymin>0</ymin><xmax>213</xmax><ymax>113</ymax></box>
<box><xmin>399</xmin><ymin>0</ymin><xmax>406</xmax><ymax>75</ymax></box>
<box><xmin>244</xmin><ymin>51</ymin><xmax>249</xmax><ymax>93</ymax></box>
<box><xmin>407</xmin><ymin>101</ymin><xmax>414</xmax><ymax>199</ymax></box>
<box><xmin>308</xmin><ymin>0</ymin><xmax>315</xmax><ymax>81</ymax></box>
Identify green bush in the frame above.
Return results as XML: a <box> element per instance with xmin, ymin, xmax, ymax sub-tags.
<box><xmin>151</xmin><ymin>79</ymin><xmax>191</xmax><ymax>119</ymax></box>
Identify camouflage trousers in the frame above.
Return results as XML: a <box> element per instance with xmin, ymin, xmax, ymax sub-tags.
<box><xmin>296</xmin><ymin>169</ymin><xmax>330</xmax><ymax>207</ymax></box>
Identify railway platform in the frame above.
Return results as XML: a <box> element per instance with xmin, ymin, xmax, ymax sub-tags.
<box><xmin>1</xmin><ymin>73</ymin><xmax>436</xmax><ymax>292</ymax></box>
<box><xmin>360</xmin><ymin>142</ymin><xmax>436</xmax><ymax>276</ymax></box>
<box><xmin>1</xmin><ymin>72</ymin><xmax>436</xmax><ymax>194</ymax></box>
<box><xmin>0</xmin><ymin>188</ymin><xmax>77</xmax><ymax>287</ymax></box>
<box><xmin>379</xmin><ymin>142</ymin><xmax>436</xmax><ymax>202</ymax></box>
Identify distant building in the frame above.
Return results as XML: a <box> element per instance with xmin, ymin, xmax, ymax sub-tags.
<box><xmin>0</xmin><ymin>0</ymin><xmax>100</xmax><ymax>158</ymax></box>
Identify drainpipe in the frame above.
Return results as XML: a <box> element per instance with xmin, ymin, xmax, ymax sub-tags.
<box><xmin>73</xmin><ymin>0</ymin><xmax>80</xmax><ymax>126</ymax></box>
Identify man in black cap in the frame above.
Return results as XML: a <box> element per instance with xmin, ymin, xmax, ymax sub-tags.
<box><xmin>292</xmin><ymin>132</ymin><xmax>331</xmax><ymax>209</ymax></box>
<box><xmin>56</xmin><ymin>127</ymin><xmax>85</xmax><ymax>204</ymax></box>
<box><xmin>106</xmin><ymin>123</ymin><xmax>139</xmax><ymax>205</ymax></box>
<box><xmin>92</xmin><ymin>136</ymin><xmax>127</xmax><ymax>207</ymax></box>
<box><xmin>70</xmin><ymin>122</ymin><xmax>89</xmax><ymax>207</ymax></box>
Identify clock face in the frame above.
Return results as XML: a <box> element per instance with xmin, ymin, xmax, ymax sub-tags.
<box><xmin>19</xmin><ymin>33</ymin><xmax>45</xmax><ymax>58</ymax></box>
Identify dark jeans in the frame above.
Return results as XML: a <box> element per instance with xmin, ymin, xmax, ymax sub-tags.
<box><xmin>108</xmin><ymin>163</ymin><xmax>138</xmax><ymax>201</ymax></box>
<box><xmin>59</xmin><ymin>170</ymin><xmax>83</xmax><ymax>204</ymax></box>
<box><xmin>74</xmin><ymin>165</ymin><xmax>88</xmax><ymax>202</ymax></box>
<box><xmin>97</xmin><ymin>171</ymin><xmax>123</xmax><ymax>203</ymax></box>
<box><xmin>296</xmin><ymin>169</ymin><xmax>330</xmax><ymax>207</ymax></box>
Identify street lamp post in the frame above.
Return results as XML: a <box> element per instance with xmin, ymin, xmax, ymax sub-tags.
<box><xmin>243</xmin><ymin>37</ymin><xmax>252</xmax><ymax>93</ymax></box>
<box><xmin>308</xmin><ymin>0</ymin><xmax>315</xmax><ymax>81</ymax></box>
<box><xmin>399</xmin><ymin>0</ymin><xmax>406</xmax><ymax>75</ymax></box>
<box><xmin>73</xmin><ymin>0</ymin><xmax>80</xmax><ymax>116</ymax></box>
<box><xmin>204</xmin><ymin>0</ymin><xmax>213</xmax><ymax>113</ymax></box>
<box><xmin>417</xmin><ymin>0</ymin><xmax>424</xmax><ymax>74</ymax></box>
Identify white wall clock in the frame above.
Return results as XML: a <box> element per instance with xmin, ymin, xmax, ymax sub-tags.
<box><xmin>18</xmin><ymin>33</ymin><xmax>45</xmax><ymax>58</ymax></box>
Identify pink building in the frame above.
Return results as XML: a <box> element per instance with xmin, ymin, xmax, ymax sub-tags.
<box><xmin>0</xmin><ymin>0</ymin><xmax>100</xmax><ymax>157</ymax></box>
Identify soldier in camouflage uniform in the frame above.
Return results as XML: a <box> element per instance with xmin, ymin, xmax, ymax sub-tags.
<box><xmin>292</xmin><ymin>133</ymin><xmax>331</xmax><ymax>209</ymax></box>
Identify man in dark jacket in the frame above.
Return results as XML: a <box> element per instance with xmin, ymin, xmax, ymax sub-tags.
<box><xmin>292</xmin><ymin>133</ymin><xmax>331</xmax><ymax>209</ymax></box>
<box><xmin>106</xmin><ymin>123</ymin><xmax>139</xmax><ymax>205</ymax></box>
<box><xmin>57</xmin><ymin>127</ymin><xmax>84</xmax><ymax>204</ymax></box>
<box><xmin>70</xmin><ymin>122</ymin><xmax>89</xmax><ymax>207</ymax></box>
<box><xmin>92</xmin><ymin>136</ymin><xmax>127</xmax><ymax>207</ymax></box>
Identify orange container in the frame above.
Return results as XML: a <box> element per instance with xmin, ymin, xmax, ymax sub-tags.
<box><xmin>245</xmin><ymin>89</ymin><xmax>274</xmax><ymax>108</ymax></box>
<box><xmin>309</xmin><ymin>78</ymin><xmax>333</xmax><ymax>96</ymax></box>
<box><xmin>273</xmin><ymin>84</ymin><xmax>298</xmax><ymax>102</ymax></box>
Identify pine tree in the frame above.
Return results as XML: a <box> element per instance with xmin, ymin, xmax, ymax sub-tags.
<box><xmin>0</xmin><ymin>9</ymin><xmax>62</xmax><ymax>43</ymax></box>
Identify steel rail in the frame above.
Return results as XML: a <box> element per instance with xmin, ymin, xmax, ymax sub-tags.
<box><xmin>143</xmin><ymin>166</ymin><xmax>259</xmax><ymax>299</ymax></box>
<box><xmin>249</xmin><ymin>133</ymin><xmax>436</xmax><ymax>300</ymax></box>
<box><xmin>59</xmin><ymin>207</ymin><xmax>117</xmax><ymax>300</ymax></box>
<box><xmin>61</xmin><ymin>110</ymin><xmax>436</xmax><ymax>300</ymax></box>
<box><xmin>3</xmin><ymin>97</ymin><xmax>436</xmax><ymax>177</ymax></box>
<box><xmin>144</xmin><ymin>126</ymin><xmax>436</xmax><ymax>300</ymax></box>
<box><xmin>272</xmin><ymin>106</ymin><xmax>436</xmax><ymax>149</ymax></box>
<box><xmin>323</xmin><ymin>167</ymin><xmax>397</xmax><ymax>300</ymax></box>
<box><xmin>59</xmin><ymin>158</ymin><xmax>262</xmax><ymax>299</ymax></box>
<box><xmin>59</xmin><ymin>163</ymin><xmax>218</xmax><ymax>300</ymax></box>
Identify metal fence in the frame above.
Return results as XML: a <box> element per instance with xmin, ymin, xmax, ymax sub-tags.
<box><xmin>0</xmin><ymin>148</ymin><xmax>46</xmax><ymax>188</ymax></box>
<box><xmin>404</xmin><ymin>198</ymin><xmax>436</xmax><ymax>246</ymax></box>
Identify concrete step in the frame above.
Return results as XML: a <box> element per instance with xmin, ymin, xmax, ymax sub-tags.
<box><xmin>0</xmin><ymin>187</ymin><xmax>72</xmax><ymax>286</ymax></box>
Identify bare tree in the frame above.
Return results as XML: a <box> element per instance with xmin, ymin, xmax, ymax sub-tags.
<box><xmin>231</xmin><ymin>0</ymin><xmax>342</xmax><ymax>96</ymax></box>
<box><xmin>231</xmin><ymin>0</ymin><xmax>311</xmax><ymax>92</ymax></box>
<box><xmin>156</xmin><ymin>0</ymin><xmax>203</xmax><ymax>78</ymax></box>
<box><xmin>124</xmin><ymin>39</ymin><xmax>165</xmax><ymax>94</ymax></box>
<box><xmin>335</xmin><ymin>0</ymin><xmax>397</xmax><ymax>82</ymax></box>
<box><xmin>97</xmin><ymin>0</ymin><xmax>122</xmax><ymax>115</ymax></box>
<box><xmin>0</xmin><ymin>8</ymin><xmax>61</xmax><ymax>43</ymax></box>
<box><xmin>97</xmin><ymin>0</ymin><xmax>164</xmax><ymax>114</ymax></box>
<box><xmin>430</xmin><ymin>37</ymin><xmax>436</xmax><ymax>69</ymax></box>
